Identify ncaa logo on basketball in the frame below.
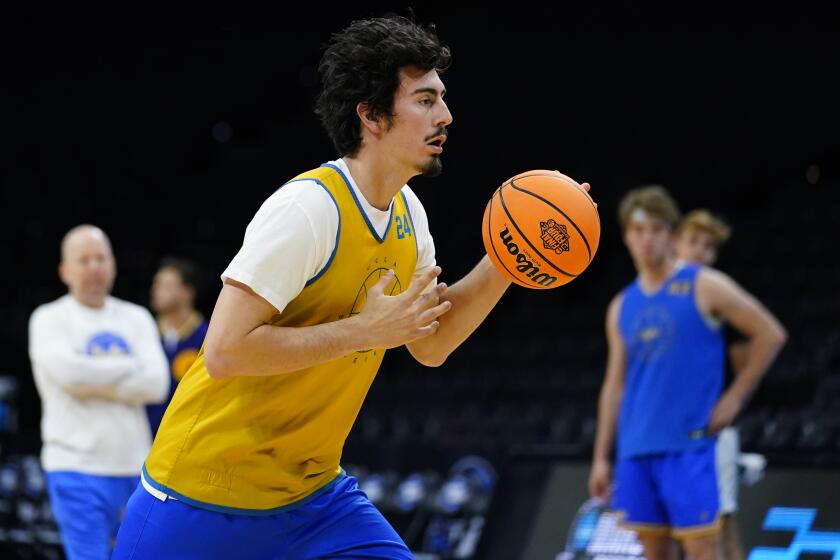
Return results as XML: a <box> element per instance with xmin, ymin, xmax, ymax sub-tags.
<box><xmin>540</xmin><ymin>219</ymin><xmax>570</xmax><ymax>254</ymax></box>
<box><xmin>498</xmin><ymin>226</ymin><xmax>557</xmax><ymax>287</ymax></box>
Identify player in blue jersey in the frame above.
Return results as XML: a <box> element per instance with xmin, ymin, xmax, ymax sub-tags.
<box><xmin>589</xmin><ymin>186</ymin><xmax>786</xmax><ymax>560</ymax></box>
<box><xmin>147</xmin><ymin>257</ymin><xmax>209</xmax><ymax>436</ymax></box>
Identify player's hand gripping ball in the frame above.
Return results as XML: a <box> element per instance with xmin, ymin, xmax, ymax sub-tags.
<box><xmin>482</xmin><ymin>170</ymin><xmax>600</xmax><ymax>288</ymax></box>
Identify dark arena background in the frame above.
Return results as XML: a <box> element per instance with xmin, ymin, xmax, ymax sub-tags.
<box><xmin>3</xmin><ymin>10</ymin><xmax>840</xmax><ymax>559</ymax></box>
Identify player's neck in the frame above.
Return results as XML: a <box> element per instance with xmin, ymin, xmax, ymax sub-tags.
<box><xmin>159</xmin><ymin>306</ymin><xmax>194</xmax><ymax>332</ymax></box>
<box><xmin>70</xmin><ymin>290</ymin><xmax>107</xmax><ymax>309</ymax></box>
<box><xmin>637</xmin><ymin>257</ymin><xmax>678</xmax><ymax>292</ymax></box>
<box><xmin>342</xmin><ymin>153</ymin><xmax>412</xmax><ymax>211</ymax></box>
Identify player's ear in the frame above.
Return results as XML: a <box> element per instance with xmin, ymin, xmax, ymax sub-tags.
<box><xmin>357</xmin><ymin>102</ymin><xmax>385</xmax><ymax>136</ymax></box>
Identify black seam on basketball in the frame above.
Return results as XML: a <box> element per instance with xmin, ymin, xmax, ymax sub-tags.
<box><xmin>486</xmin><ymin>191</ymin><xmax>532</xmax><ymax>286</ymax></box>
<box><xmin>506</xmin><ymin>174</ymin><xmax>599</xmax><ymax>217</ymax></box>
<box><xmin>498</xmin><ymin>183</ymin><xmax>578</xmax><ymax>278</ymax></box>
<box><xmin>501</xmin><ymin>173</ymin><xmax>560</xmax><ymax>189</ymax></box>
<box><xmin>509</xmin><ymin>179</ymin><xmax>592</xmax><ymax>261</ymax></box>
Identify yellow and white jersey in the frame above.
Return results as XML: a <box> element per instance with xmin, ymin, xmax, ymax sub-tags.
<box><xmin>144</xmin><ymin>160</ymin><xmax>433</xmax><ymax>513</ymax></box>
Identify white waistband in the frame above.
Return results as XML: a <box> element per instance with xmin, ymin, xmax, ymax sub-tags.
<box><xmin>141</xmin><ymin>470</ymin><xmax>177</xmax><ymax>502</ymax></box>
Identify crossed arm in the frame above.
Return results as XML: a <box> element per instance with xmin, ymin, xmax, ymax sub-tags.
<box><xmin>29</xmin><ymin>311</ymin><xmax>169</xmax><ymax>405</ymax></box>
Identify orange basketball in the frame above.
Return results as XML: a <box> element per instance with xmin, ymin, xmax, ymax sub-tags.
<box><xmin>482</xmin><ymin>170</ymin><xmax>600</xmax><ymax>289</ymax></box>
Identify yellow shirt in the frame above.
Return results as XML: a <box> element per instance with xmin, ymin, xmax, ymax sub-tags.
<box><xmin>145</xmin><ymin>164</ymin><xmax>419</xmax><ymax>513</ymax></box>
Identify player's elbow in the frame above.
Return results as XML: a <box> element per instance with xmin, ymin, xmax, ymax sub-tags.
<box><xmin>417</xmin><ymin>354</ymin><xmax>448</xmax><ymax>368</ymax></box>
<box><xmin>149</xmin><ymin>377</ymin><xmax>170</xmax><ymax>403</ymax></box>
<box><xmin>409</xmin><ymin>344</ymin><xmax>448</xmax><ymax>368</ymax></box>
<box><xmin>205</xmin><ymin>344</ymin><xmax>233</xmax><ymax>379</ymax></box>
<box><xmin>600</xmin><ymin>378</ymin><xmax>624</xmax><ymax>406</ymax></box>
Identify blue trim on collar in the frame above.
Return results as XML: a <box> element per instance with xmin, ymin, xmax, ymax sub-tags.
<box><xmin>320</xmin><ymin>162</ymin><xmax>394</xmax><ymax>244</ymax></box>
<box><xmin>400</xmin><ymin>191</ymin><xmax>419</xmax><ymax>259</ymax></box>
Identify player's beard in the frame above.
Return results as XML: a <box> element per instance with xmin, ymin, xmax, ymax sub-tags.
<box><xmin>421</xmin><ymin>155</ymin><xmax>443</xmax><ymax>177</ymax></box>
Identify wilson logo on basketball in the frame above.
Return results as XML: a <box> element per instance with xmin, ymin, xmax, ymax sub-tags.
<box><xmin>539</xmin><ymin>219</ymin><xmax>570</xmax><ymax>254</ymax></box>
<box><xmin>498</xmin><ymin>226</ymin><xmax>557</xmax><ymax>287</ymax></box>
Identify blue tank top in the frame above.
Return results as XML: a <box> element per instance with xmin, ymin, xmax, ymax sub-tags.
<box><xmin>617</xmin><ymin>263</ymin><xmax>724</xmax><ymax>459</ymax></box>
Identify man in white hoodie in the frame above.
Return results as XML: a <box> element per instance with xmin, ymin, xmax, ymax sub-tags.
<box><xmin>28</xmin><ymin>224</ymin><xmax>169</xmax><ymax>560</ymax></box>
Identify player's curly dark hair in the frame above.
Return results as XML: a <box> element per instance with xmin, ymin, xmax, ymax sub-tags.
<box><xmin>315</xmin><ymin>16</ymin><xmax>451</xmax><ymax>157</ymax></box>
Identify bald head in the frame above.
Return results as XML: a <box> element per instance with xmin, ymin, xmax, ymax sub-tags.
<box><xmin>61</xmin><ymin>225</ymin><xmax>112</xmax><ymax>260</ymax></box>
<box><xmin>59</xmin><ymin>225</ymin><xmax>116</xmax><ymax>308</ymax></box>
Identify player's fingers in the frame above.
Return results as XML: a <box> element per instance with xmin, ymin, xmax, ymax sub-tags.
<box><xmin>578</xmin><ymin>182</ymin><xmax>598</xmax><ymax>208</ymax></box>
<box><xmin>369</xmin><ymin>269</ymin><xmax>395</xmax><ymax>297</ymax></box>
<box><xmin>417</xmin><ymin>300</ymin><xmax>452</xmax><ymax>324</ymax></box>
<box><xmin>415</xmin><ymin>282</ymin><xmax>447</xmax><ymax>311</ymax></box>
<box><xmin>414</xmin><ymin>320</ymin><xmax>440</xmax><ymax>337</ymax></box>
<box><xmin>403</xmin><ymin>266</ymin><xmax>442</xmax><ymax>300</ymax></box>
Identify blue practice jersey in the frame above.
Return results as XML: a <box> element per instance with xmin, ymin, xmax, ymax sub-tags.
<box><xmin>617</xmin><ymin>263</ymin><xmax>724</xmax><ymax>459</ymax></box>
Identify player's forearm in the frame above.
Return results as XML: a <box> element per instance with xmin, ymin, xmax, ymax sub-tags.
<box><xmin>112</xmin><ymin>372</ymin><xmax>170</xmax><ymax>405</ymax></box>
<box><xmin>66</xmin><ymin>365</ymin><xmax>170</xmax><ymax>405</ymax></box>
<box><xmin>726</xmin><ymin>324</ymin><xmax>787</xmax><ymax>406</ymax></box>
<box><xmin>205</xmin><ymin>317</ymin><xmax>368</xmax><ymax>378</ymax></box>
<box><xmin>406</xmin><ymin>256</ymin><xmax>510</xmax><ymax>367</ymax></box>
<box><xmin>78</xmin><ymin>350</ymin><xmax>169</xmax><ymax>405</ymax></box>
<box><xmin>593</xmin><ymin>382</ymin><xmax>622</xmax><ymax>463</ymax></box>
<box><xmin>37</xmin><ymin>352</ymin><xmax>136</xmax><ymax>395</ymax></box>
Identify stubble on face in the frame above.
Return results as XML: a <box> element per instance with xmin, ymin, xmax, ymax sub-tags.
<box><xmin>421</xmin><ymin>155</ymin><xmax>443</xmax><ymax>177</ymax></box>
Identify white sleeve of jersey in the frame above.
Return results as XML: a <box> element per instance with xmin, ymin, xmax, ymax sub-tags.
<box><xmin>401</xmin><ymin>186</ymin><xmax>437</xmax><ymax>293</ymax></box>
<box><xmin>222</xmin><ymin>180</ymin><xmax>340</xmax><ymax>313</ymax></box>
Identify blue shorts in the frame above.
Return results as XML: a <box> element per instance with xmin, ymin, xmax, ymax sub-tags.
<box><xmin>112</xmin><ymin>474</ymin><xmax>412</xmax><ymax>559</ymax></box>
<box><xmin>45</xmin><ymin>471</ymin><xmax>139</xmax><ymax>560</ymax></box>
<box><xmin>613</xmin><ymin>445</ymin><xmax>720</xmax><ymax>538</ymax></box>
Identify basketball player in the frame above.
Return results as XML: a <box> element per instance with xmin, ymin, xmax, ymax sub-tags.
<box><xmin>28</xmin><ymin>225</ymin><xmax>169</xmax><ymax>560</ymax></box>
<box><xmin>675</xmin><ymin>210</ymin><xmax>746</xmax><ymax>560</ymax></box>
<box><xmin>589</xmin><ymin>187</ymin><xmax>786</xmax><ymax>560</ymax></box>
<box><xmin>146</xmin><ymin>257</ymin><xmax>209</xmax><ymax>436</ymax></box>
<box><xmin>113</xmin><ymin>16</ymin><xmax>577</xmax><ymax>558</ymax></box>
